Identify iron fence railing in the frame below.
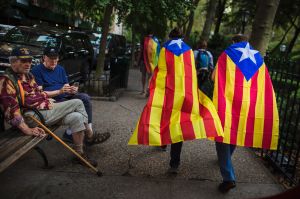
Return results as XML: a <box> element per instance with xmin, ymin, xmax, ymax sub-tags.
<box><xmin>260</xmin><ymin>57</ymin><xmax>300</xmax><ymax>186</ymax></box>
<box><xmin>84</xmin><ymin>71</ymin><xmax>119</xmax><ymax>97</ymax></box>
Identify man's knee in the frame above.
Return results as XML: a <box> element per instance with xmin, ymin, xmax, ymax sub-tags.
<box><xmin>79</xmin><ymin>93</ymin><xmax>91</xmax><ymax>103</ymax></box>
<box><xmin>68</xmin><ymin>99</ymin><xmax>85</xmax><ymax>108</ymax></box>
<box><xmin>65</xmin><ymin>112</ymin><xmax>86</xmax><ymax>133</ymax></box>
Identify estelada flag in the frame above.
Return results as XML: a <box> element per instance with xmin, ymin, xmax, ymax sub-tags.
<box><xmin>212</xmin><ymin>42</ymin><xmax>279</xmax><ymax>150</ymax></box>
<box><xmin>143</xmin><ymin>35</ymin><xmax>160</xmax><ymax>73</ymax></box>
<box><xmin>129</xmin><ymin>39</ymin><xmax>223</xmax><ymax>146</ymax></box>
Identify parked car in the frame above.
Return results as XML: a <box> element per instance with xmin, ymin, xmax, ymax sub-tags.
<box><xmin>0</xmin><ymin>25</ymin><xmax>94</xmax><ymax>82</ymax></box>
<box><xmin>86</xmin><ymin>31</ymin><xmax>126</xmax><ymax>71</ymax></box>
<box><xmin>0</xmin><ymin>24</ymin><xmax>14</xmax><ymax>39</ymax></box>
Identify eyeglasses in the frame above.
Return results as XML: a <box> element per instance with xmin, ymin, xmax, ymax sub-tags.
<box><xmin>20</xmin><ymin>58</ymin><xmax>32</xmax><ymax>63</ymax></box>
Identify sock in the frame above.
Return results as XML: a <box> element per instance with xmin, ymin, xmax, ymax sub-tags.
<box><xmin>88</xmin><ymin>123</ymin><xmax>93</xmax><ymax>131</ymax></box>
<box><xmin>66</xmin><ymin>128</ymin><xmax>72</xmax><ymax>135</ymax></box>
<box><xmin>74</xmin><ymin>144</ymin><xmax>83</xmax><ymax>154</ymax></box>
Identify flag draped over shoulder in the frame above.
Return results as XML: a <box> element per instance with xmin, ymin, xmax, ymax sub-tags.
<box><xmin>129</xmin><ymin>39</ymin><xmax>223</xmax><ymax>146</ymax></box>
<box><xmin>212</xmin><ymin>42</ymin><xmax>279</xmax><ymax>150</ymax></box>
<box><xmin>143</xmin><ymin>35</ymin><xmax>160</xmax><ymax>73</ymax></box>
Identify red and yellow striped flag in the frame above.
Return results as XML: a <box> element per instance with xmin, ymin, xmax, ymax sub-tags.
<box><xmin>212</xmin><ymin>42</ymin><xmax>279</xmax><ymax>150</ymax></box>
<box><xmin>129</xmin><ymin>39</ymin><xmax>223</xmax><ymax>146</ymax></box>
<box><xmin>143</xmin><ymin>35</ymin><xmax>160</xmax><ymax>73</ymax></box>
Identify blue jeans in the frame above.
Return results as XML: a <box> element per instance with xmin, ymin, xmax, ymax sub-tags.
<box><xmin>215</xmin><ymin>142</ymin><xmax>236</xmax><ymax>182</ymax></box>
<box><xmin>60</xmin><ymin>93</ymin><xmax>92</xmax><ymax>124</ymax></box>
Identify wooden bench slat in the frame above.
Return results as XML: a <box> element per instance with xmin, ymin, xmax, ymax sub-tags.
<box><xmin>0</xmin><ymin>136</ymin><xmax>45</xmax><ymax>173</ymax></box>
<box><xmin>0</xmin><ymin>136</ymin><xmax>34</xmax><ymax>161</ymax></box>
<box><xmin>0</xmin><ymin>130</ymin><xmax>22</xmax><ymax>145</ymax></box>
<box><xmin>0</xmin><ymin>131</ymin><xmax>31</xmax><ymax>148</ymax></box>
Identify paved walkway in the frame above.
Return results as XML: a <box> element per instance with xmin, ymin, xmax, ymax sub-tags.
<box><xmin>0</xmin><ymin>69</ymin><xmax>283</xmax><ymax>199</ymax></box>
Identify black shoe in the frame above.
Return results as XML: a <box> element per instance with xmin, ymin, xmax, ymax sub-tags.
<box><xmin>167</xmin><ymin>166</ymin><xmax>179</xmax><ymax>174</ymax></box>
<box><xmin>73</xmin><ymin>153</ymin><xmax>98</xmax><ymax>167</ymax></box>
<box><xmin>154</xmin><ymin>146</ymin><xmax>167</xmax><ymax>152</ymax></box>
<box><xmin>62</xmin><ymin>132</ymin><xmax>73</xmax><ymax>143</ymax></box>
<box><xmin>218</xmin><ymin>181</ymin><xmax>236</xmax><ymax>193</ymax></box>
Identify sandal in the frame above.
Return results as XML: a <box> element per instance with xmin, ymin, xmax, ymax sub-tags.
<box><xmin>85</xmin><ymin>131</ymin><xmax>111</xmax><ymax>146</ymax></box>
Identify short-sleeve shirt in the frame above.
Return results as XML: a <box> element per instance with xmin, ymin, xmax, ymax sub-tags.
<box><xmin>32</xmin><ymin>64</ymin><xmax>69</xmax><ymax>101</ymax></box>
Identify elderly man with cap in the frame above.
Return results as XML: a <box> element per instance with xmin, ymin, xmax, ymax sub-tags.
<box><xmin>32</xmin><ymin>47</ymin><xmax>110</xmax><ymax>144</ymax></box>
<box><xmin>0</xmin><ymin>47</ymin><xmax>97</xmax><ymax>166</ymax></box>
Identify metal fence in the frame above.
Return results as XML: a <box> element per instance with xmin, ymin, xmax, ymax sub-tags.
<box><xmin>84</xmin><ymin>71</ymin><xmax>118</xmax><ymax>97</ymax></box>
<box><xmin>261</xmin><ymin>57</ymin><xmax>300</xmax><ymax>186</ymax></box>
<box><xmin>84</xmin><ymin>57</ymin><xmax>130</xmax><ymax>97</ymax></box>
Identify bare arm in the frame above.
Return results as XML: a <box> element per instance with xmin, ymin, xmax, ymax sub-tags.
<box><xmin>211</xmin><ymin>68</ymin><xmax>216</xmax><ymax>82</ymax></box>
<box><xmin>18</xmin><ymin>121</ymin><xmax>45</xmax><ymax>137</ymax></box>
<box><xmin>44</xmin><ymin>84</ymin><xmax>71</xmax><ymax>97</ymax></box>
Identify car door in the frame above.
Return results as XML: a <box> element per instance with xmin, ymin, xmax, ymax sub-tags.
<box><xmin>59</xmin><ymin>34</ymin><xmax>81</xmax><ymax>81</ymax></box>
<box><xmin>71</xmin><ymin>33</ymin><xmax>91</xmax><ymax>81</ymax></box>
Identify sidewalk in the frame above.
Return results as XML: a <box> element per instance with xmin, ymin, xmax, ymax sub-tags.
<box><xmin>0</xmin><ymin>69</ymin><xmax>283</xmax><ymax>199</ymax></box>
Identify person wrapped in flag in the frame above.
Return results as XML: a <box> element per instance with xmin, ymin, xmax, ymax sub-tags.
<box><xmin>212</xmin><ymin>34</ymin><xmax>279</xmax><ymax>193</ymax></box>
<box><xmin>140</xmin><ymin>32</ymin><xmax>160</xmax><ymax>97</ymax></box>
<box><xmin>143</xmin><ymin>34</ymin><xmax>160</xmax><ymax>73</ymax></box>
<box><xmin>129</xmin><ymin>28</ymin><xmax>223</xmax><ymax>173</ymax></box>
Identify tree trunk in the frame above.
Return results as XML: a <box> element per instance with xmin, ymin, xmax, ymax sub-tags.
<box><xmin>214</xmin><ymin>0</ymin><xmax>227</xmax><ymax>35</ymax></box>
<box><xmin>185</xmin><ymin>11</ymin><xmax>195</xmax><ymax>40</ymax></box>
<box><xmin>200</xmin><ymin>0</ymin><xmax>218</xmax><ymax>41</ymax></box>
<box><xmin>95</xmin><ymin>4</ymin><xmax>113</xmax><ymax>76</ymax></box>
<box><xmin>249</xmin><ymin>0</ymin><xmax>280</xmax><ymax>55</ymax></box>
<box><xmin>185</xmin><ymin>0</ymin><xmax>200</xmax><ymax>41</ymax></box>
<box><xmin>130</xmin><ymin>26</ymin><xmax>136</xmax><ymax>69</ymax></box>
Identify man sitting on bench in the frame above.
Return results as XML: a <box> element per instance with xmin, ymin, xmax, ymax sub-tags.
<box><xmin>32</xmin><ymin>47</ymin><xmax>110</xmax><ymax>144</ymax></box>
<box><xmin>0</xmin><ymin>47</ymin><xmax>99</xmax><ymax>166</ymax></box>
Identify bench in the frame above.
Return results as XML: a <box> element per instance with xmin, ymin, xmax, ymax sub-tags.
<box><xmin>0</xmin><ymin>110</ymin><xmax>53</xmax><ymax>173</ymax></box>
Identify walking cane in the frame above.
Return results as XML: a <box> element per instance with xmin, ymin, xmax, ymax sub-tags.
<box><xmin>26</xmin><ymin>115</ymin><xmax>103</xmax><ymax>176</ymax></box>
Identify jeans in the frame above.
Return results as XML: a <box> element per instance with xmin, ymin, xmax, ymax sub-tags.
<box><xmin>169</xmin><ymin>142</ymin><xmax>183</xmax><ymax>168</ymax></box>
<box><xmin>215</xmin><ymin>142</ymin><xmax>236</xmax><ymax>182</ymax></box>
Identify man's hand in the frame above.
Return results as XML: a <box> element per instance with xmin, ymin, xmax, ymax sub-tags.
<box><xmin>20</xmin><ymin>124</ymin><xmax>46</xmax><ymax>137</ymax></box>
<box><xmin>18</xmin><ymin>121</ymin><xmax>46</xmax><ymax>137</ymax></box>
<box><xmin>48</xmin><ymin>99</ymin><xmax>54</xmax><ymax>109</ymax></box>
<box><xmin>70</xmin><ymin>86</ymin><xmax>78</xmax><ymax>94</ymax></box>
<box><xmin>60</xmin><ymin>84</ymin><xmax>71</xmax><ymax>94</ymax></box>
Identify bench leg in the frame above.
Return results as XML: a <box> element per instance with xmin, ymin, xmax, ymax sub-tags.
<box><xmin>34</xmin><ymin>146</ymin><xmax>54</xmax><ymax>169</ymax></box>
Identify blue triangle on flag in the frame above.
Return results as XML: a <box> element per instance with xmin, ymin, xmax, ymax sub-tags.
<box><xmin>163</xmin><ymin>39</ymin><xmax>191</xmax><ymax>56</ymax></box>
<box><xmin>225</xmin><ymin>42</ymin><xmax>264</xmax><ymax>81</ymax></box>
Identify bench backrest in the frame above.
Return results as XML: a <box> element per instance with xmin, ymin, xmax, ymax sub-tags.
<box><xmin>0</xmin><ymin>110</ymin><xmax>4</xmax><ymax>132</ymax></box>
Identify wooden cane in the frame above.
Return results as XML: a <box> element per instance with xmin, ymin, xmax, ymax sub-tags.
<box><xmin>26</xmin><ymin>115</ymin><xmax>102</xmax><ymax>176</ymax></box>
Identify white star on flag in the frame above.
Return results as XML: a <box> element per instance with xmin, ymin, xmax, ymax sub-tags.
<box><xmin>235</xmin><ymin>43</ymin><xmax>259</xmax><ymax>65</ymax></box>
<box><xmin>168</xmin><ymin>39</ymin><xmax>183</xmax><ymax>49</ymax></box>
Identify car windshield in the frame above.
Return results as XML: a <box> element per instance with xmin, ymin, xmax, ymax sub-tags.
<box><xmin>88</xmin><ymin>33</ymin><xmax>101</xmax><ymax>46</ymax></box>
<box><xmin>0</xmin><ymin>24</ymin><xmax>14</xmax><ymax>37</ymax></box>
<box><xmin>2</xmin><ymin>27</ymin><xmax>58</xmax><ymax>47</ymax></box>
<box><xmin>87</xmin><ymin>32</ymin><xmax>111</xmax><ymax>48</ymax></box>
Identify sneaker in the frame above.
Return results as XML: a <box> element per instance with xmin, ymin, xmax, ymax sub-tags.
<box><xmin>160</xmin><ymin>145</ymin><xmax>167</xmax><ymax>151</ymax></box>
<box><xmin>62</xmin><ymin>131</ymin><xmax>73</xmax><ymax>143</ymax></box>
<box><xmin>154</xmin><ymin>146</ymin><xmax>167</xmax><ymax>152</ymax></box>
<box><xmin>73</xmin><ymin>153</ymin><xmax>98</xmax><ymax>167</ymax></box>
<box><xmin>218</xmin><ymin>181</ymin><xmax>236</xmax><ymax>193</ymax></box>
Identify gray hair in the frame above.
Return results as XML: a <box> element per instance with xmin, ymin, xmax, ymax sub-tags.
<box><xmin>8</xmin><ymin>56</ymin><xmax>18</xmax><ymax>64</ymax></box>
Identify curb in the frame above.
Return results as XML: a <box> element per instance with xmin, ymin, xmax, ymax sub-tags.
<box><xmin>90</xmin><ymin>88</ymin><xmax>125</xmax><ymax>102</ymax></box>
